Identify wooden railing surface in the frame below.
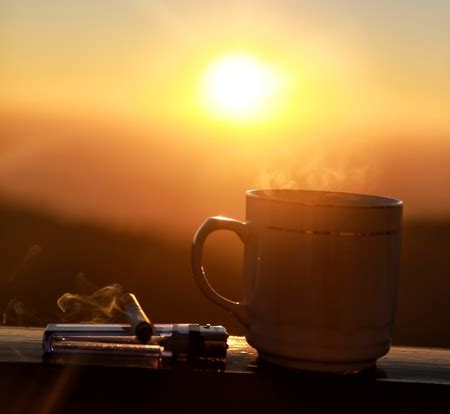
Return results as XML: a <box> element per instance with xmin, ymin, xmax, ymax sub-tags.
<box><xmin>0</xmin><ymin>327</ymin><xmax>448</xmax><ymax>413</ymax></box>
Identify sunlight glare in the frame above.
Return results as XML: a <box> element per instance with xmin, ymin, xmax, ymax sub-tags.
<box><xmin>201</xmin><ymin>53</ymin><xmax>281</xmax><ymax>122</ymax></box>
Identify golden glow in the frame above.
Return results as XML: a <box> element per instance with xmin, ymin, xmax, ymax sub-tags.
<box><xmin>200</xmin><ymin>53</ymin><xmax>282</xmax><ymax>122</ymax></box>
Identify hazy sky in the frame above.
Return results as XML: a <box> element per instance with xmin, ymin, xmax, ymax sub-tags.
<box><xmin>0</xmin><ymin>1</ymin><xmax>449</xmax><ymax>228</ymax></box>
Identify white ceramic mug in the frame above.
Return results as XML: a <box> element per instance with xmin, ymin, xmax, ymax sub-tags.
<box><xmin>192</xmin><ymin>189</ymin><xmax>403</xmax><ymax>372</ymax></box>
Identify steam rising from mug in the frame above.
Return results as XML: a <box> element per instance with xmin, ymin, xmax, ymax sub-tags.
<box><xmin>258</xmin><ymin>159</ymin><xmax>376</xmax><ymax>194</ymax></box>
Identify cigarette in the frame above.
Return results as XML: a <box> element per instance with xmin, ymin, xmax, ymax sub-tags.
<box><xmin>119</xmin><ymin>293</ymin><xmax>154</xmax><ymax>343</ymax></box>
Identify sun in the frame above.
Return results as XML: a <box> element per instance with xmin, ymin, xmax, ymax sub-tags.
<box><xmin>200</xmin><ymin>53</ymin><xmax>280</xmax><ymax>122</ymax></box>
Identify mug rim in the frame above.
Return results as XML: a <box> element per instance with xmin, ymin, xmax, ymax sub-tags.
<box><xmin>246</xmin><ymin>189</ymin><xmax>403</xmax><ymax>209</ymax></box>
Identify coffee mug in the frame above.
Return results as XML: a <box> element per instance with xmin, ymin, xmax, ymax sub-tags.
<box><xmin>191</xmin><ymin>189</ymin><xmax>402</xmax><ymax>372</ymax></box>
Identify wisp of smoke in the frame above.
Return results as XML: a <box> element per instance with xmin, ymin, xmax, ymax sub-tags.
<box><xmin>2</xmin><ymin>299</ymin><xmax>26</xmax><ymax>325</ymax></box>
<box><xmin>57</xmin><ymin>283</ymin><xmax>125</xmax><ymax>323</ymax></box>
<box><xmin>8</xmin><ymin>244</ymin><xmax>42</xmax><ymax>283</ymax></box>
<box><xmin>2</xmin><ymin>245</ymin><xmax>44</xmax><ymax>326</ymax></box>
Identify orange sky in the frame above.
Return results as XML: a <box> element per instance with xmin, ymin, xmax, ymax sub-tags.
<box><xmin>2</xmin><ymin>1</ymin><xmax>449</xmax><ymax>134</ymax></box>
<box><xmin>1</xmin><ymin>1</ymin><xmax>449</xmax><ymax>231</ymax></box>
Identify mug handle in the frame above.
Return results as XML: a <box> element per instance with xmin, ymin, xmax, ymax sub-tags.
<box><xmin>191</xmin><ymin>216</ymin><xmax>250</xmax><ymax>327</ymax></box>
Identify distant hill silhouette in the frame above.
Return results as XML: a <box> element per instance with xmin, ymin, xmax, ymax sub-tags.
<box><xmin>1</xmin><ymin>110</ymin><xmax>450</xmax><ymax>233</ymax></box>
